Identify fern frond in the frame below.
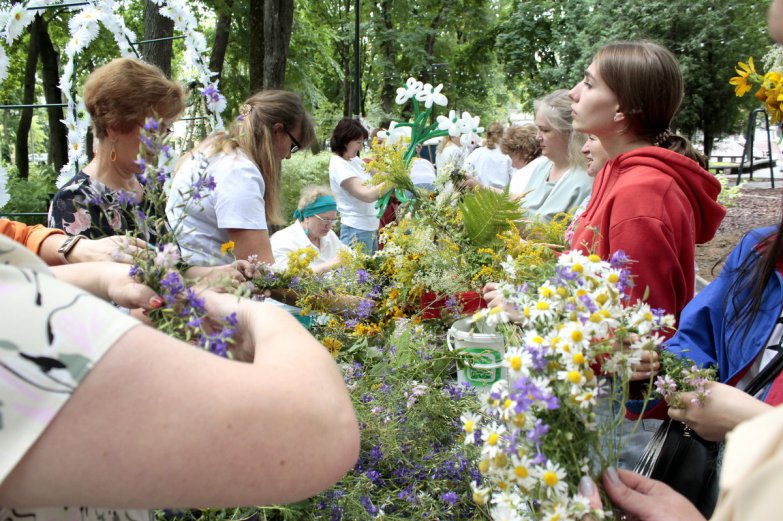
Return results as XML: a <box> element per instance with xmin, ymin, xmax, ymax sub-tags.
<box><xmin>459</xmin><ymin>188</ymin><xmax>523</xmax><ymax>247</ymax></box>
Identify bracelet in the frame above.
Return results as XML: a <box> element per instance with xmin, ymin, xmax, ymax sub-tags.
<box><xmin>58</xmin><ymin>234</ymin><xmax>86</xmax><ymax>264</ymax></box>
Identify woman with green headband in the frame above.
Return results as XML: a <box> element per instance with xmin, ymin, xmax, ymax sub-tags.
<box><xmin>271</xmin><ymin>186</ymin><xmax>347</xmax><ymax>275</ymax></box>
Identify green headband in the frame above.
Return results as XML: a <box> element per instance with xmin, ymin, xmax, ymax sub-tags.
<box><xmin>293</xmin><ymin>195</ymin><xmax>337</xmax><ymax>221</ymax></box>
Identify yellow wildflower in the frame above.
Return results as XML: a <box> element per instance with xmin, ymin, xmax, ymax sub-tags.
<box><xmin>729</xmin><ymin>57</ymin><xmax>756</xmax><ymax>97</ymax></box>
<box><xmin>220</xmin><ymin>240</ymin><xmax>235</xmax><ymax>255</ymax></box>
<box><xmin>322</xmin><ymin>336</ymin><xmax>343</xmax><ymax>355</ymax></box>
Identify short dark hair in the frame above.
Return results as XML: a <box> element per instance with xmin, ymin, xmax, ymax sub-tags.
<box><xmin>330</xmin><ymin>117</ymin><xmax>368</xmax><ymax>156</ymax></box>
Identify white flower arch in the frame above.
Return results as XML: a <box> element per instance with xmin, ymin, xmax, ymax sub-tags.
<box><xmin>0</xmin><ymin>0</ymin><xmax>226</xmax><ymax>186</ymax></box>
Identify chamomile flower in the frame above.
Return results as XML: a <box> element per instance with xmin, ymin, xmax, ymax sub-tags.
<box><xmin>536</xmin><ymin>460</ymin><xmax>569</xmax><ymax>498</ymax></box>
<box><xmin>486</xmin><ymin>305</ymin><xmax>510</xmax><ymax>327</ymax></box>
<box><xmin>560</xmin><ymin>321</ymin><xmax>589</xmax><ymax>350</ymax></box>
<box><xmin>461</xmin><ymin>412</ymin><xmax>481</xmax><ymax>445</ymax></box>
<box><xmin>508</xmin><ymin>454</ymin><xmax>536</xmax><ymax>490</ymax></box>
<box><xmin>574</xmin><ymin>388</ymin><xmax>598</xmax><ymax>408</ymax></box>
<box><xmin>503</xmin><ymin>346</ymin><xmax>531</xmax><ymax>378</ymax></box>
<box><xmin>481</xmin><ymin>423</ymin><xmax>507</xmax><ymax>458</ymax></box>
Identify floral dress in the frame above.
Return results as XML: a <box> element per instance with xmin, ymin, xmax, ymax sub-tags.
<box><xmin>0</xmin><ymin>235</ymin><xmax>150</xmax><ymax>519</ymax></box>
<box><xmin>48</xmin><ymin>172</ymin><xmax>158</xmax><ymax>244</ymax></box>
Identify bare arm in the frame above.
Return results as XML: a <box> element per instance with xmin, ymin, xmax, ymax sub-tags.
<box><xmin>341</xmin><ymin>177</ymin><xmax>385</xmax><ymax>203</ymax></box>
<box><xmin>50</xmin><ymin>262</ymin><xmax>162</xmax><ymax>309</ymax></box>
<box><xmin>39</xmin><ymin>235</ymin><xmax>149</xmax><ymax>265</ymax></box>
<box><xmin>0</xmin><ymin>297</ymin><xmax>359</xmax><ymax>508</ymax></box>
<box><xmin>228</xmin><ymin>228</ymin><xmax>275</xmax><ymax>265</ymax></box>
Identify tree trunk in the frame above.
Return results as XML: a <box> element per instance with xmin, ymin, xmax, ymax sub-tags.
<box><xmin>262</xmin><ymin>0</ymin><xmax>294</xmax><ymax>89</ymax></box>
<box><xmin>38</xmin><ymin>16</ymin><xmax>66</xmax><ymax>173</ymax></box>
<box><xmin>248</xmin><ymin>0</ymin><xmax>264</xmax><ymax>93</ymax></box>
<box><xmin>209</xmin><ymin>0</ymin><xmax>234</xmax><ymax>86</ymax></box>
<box><xmin>141</xmin><ymin>0</ymin><xmax>174</xmax><ymax>77</ymax></box>
<box><xmin>341</xmin><ymin>0</ymin><xmax>351</xmax><ymax>117</ymax></box>
<box><xmin>378</xmin><ymin>0</ymin><xmax>396</xmax><ymax>115</ymax></box>
<box><xmin>16</xmin><ymin>15</ymin><xmax>42</xmax><ymax>179</ymax></box>
<box><xmin>421</xmin><ymin>6</ymin><xmax>447</xmax><ymax>83</ymax></box>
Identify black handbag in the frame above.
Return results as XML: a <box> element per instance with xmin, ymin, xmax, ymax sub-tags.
<box><xmin>634</xmin><ymin>418</ymin><xmax>720</xmax><ymax>517</ymax></box>
<box><xmin>634</xmin><ymin>349</ymin><xmax>783</xmax><ymax>518</ymax></box>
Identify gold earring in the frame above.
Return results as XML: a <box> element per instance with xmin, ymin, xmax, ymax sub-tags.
<box><xmin>110</xmin><ymin>144</ymin><xmax>117</xmax><ymax>162</ymax></box>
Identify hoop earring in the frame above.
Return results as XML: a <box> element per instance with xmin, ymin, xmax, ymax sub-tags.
<box><xmin>110</xmin><ymin>145</ymin><xmax>117</xmax><ymax>162</ymax></box>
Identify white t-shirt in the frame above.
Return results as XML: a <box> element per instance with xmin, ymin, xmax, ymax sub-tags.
<box><xmin>410</xmin><ymin>158</ymin><xmax>436</xmax><ymax>186</ymax></box>
<box><xmin>270</xmin><ymin>220</ymin><xmax>346</xmax><ymax>271</ymax></box>
<box><xmin>435</xmin><ymin>143</ymin><xmax>464</xmax><ymax>174</ymax></box>
<box><xmin>329</xmin><ymin>155</ymin><xmax>379</xmax><ymax>231</ymax></box>
<box><xmin>509</xmin><ymin>164</ymin><xmax>535</xmax><ymax>196</ymax></box>
<box><xmin>463</xmin><ymin>146</ymin><xmax>513</xmax><ymax>190</ymax></box>
<box><xmin>167</xmin><ymin>149</ymin><xmax>267</xmax><ymax>265</ymax></box>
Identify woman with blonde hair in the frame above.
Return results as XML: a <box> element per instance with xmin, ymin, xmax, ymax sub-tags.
<box><xmin>463</xmin><ymin>121</ymin><xmax>513</xmax><ymax>190</ymax></box>
<box><xmin>271</xmin><ymin>185</ymin><xmax>347</xmax><ymax>275</ymax></box>
<box><xmin>49</xmin><ymin>58</ymin><xmax>185</xmax><ymax>242</ymax></box>
<box><xmin>519</xmin><ymin>90</ymin><xmax>592</xmax><ymax>222</ymax></box>
<box><xmin>502</xmin><ymin>123</ymin><xmax>542</xmax><ymax>196</ymax></box>
<box><xmin>168</xmin><ymin>90</ymin><xmax>316</xmax><ymax>266</ymax></box>
<box><xmin>435</xmin><ymin>134</ymin><xmax>464</xmax><ymax>176</ymax></box>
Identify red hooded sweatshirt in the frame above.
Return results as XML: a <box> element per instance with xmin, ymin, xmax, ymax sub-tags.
<box><xmin>570</xmin><ymin>146</ymin><xmax>725</xmax><ymax>325</ymax></box>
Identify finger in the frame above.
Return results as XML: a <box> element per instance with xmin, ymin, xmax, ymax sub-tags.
<box><xmin>113</xmin><ymin>283</ymin><xmax>161</xmax><ymax>310</ymax></box>
<box><xmin>667</xmin><ymin>407</ymin><xmax>686</xmax><ymax>422</ymax></box>
<box><xmin>579</xmin><ymin>475</ymin><xmax>602</xmax><ymax>509</ymax></box>
<box><xmin>482</xmin><ymin>282</ymin><xmax>498</xmax><ymax>293</ymax></box>
<box><xmin>603</xmin><ymin>468</ymin><xmax>655</xmax><ymax>515</ymax></box>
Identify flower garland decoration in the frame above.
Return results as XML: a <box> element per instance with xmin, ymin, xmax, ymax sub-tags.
<box><xmin>0</xmin><ymin>0</ymin><xmax>225</xmax><ymax>186</ymax></box>
<box><xmin>730</xmin><ymin>48</ymin><xmax>783</xmax><ymax>123</ymax></box>
<box><xmin>464</xmin><ymin>250</ymin><xmax>675</xmax><ymax>520</ymax></box>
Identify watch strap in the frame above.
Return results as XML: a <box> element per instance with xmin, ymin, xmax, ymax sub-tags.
<box><xmin>58</xmin><ymin>234</ymin><xmax>86</xmax><ymax>264</ymax></box>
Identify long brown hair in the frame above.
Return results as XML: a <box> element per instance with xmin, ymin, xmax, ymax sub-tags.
<box><xmin>188</xmin><ymin>90</ymin><xmax>315</xmax><ymax>225</ymax></box>
<box><xmin>593</xmin><ymin>41</ymin><xmax>706</xmax><ymax>167</ymax></box>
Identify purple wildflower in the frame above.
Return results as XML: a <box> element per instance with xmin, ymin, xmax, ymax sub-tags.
<box><xmin>129</xmin><ymin>264</ymin><xmax>143</xmax><ymax>278</ymax></box>
<box><xmin>143</xmin><ymin>118</ymin><xmax>160</xmax><ymax>132</ymax></box>
<box><xmin>357</xmin><ymin>268</ymin><xmax>369</xmax><ymax>284</ymax></box>
<box><xmin>440</xmin><ymin>491</ymin><xmax>459</xmax><ymax>506</ymax></box>
<box><xmin>359</xmin><ymin>496</ymin><xmax>378</xmax><ymax>516</ymax></box>
<box><xmin>610</xmin><ymin>249</ymin><xmax>630</xmax><ymax>268</ymax></box>
<box><xmin>160</xmin><ymin>271</ymin><xmax>185</xmax><ymax>302</ymax></box>
<box><xmin>356</xmin><ymin>298</ymin><xmax>375</xmax><ymax>319</ymax></box>
<box><xmin>527</xmin><ymin>419</ymin><xmax>550</xmax><ymax>443</ymax></box>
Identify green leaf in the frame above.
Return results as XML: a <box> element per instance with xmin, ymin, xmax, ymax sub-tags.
<box><xmin>459</xmin><ymin>187</ymin><xmax>523</xmax><ymax>248</ymax></box>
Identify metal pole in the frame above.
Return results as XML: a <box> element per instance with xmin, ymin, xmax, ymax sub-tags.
<box><xmin>353</xmin><ymin>0</ymin><xmax>360</xmax><ymax>119</ymax></box>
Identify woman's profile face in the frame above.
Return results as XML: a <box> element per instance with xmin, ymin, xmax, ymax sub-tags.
<box><xmin>534</xmin><ymin>114</ymin><xmax>568</xmax><ymax>161</ymax></box>
<box><xmin>305</xmin><ymin>210</ymin><xmax>338</xmax><ymax>239</ymax></box>
<box><xmin>342</xmin><ymin>138</ymin><xmax>364</xmax><ymax>159</ymax></box>
<box><xmin>569</xmin><ymin>61</ymin><xmax>621</xmax><ymax>137</ymax></box>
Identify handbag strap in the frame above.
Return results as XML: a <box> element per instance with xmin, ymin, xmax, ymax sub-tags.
<box><xmin>744</xmin><ymin>348</ymin><xmax>783</xmax><ymax>397</ymax></box>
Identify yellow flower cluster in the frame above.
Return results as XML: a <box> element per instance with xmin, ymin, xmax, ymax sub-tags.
<box><xmin>366</xmin><ymin>139</ymin><xmax>411</xmax><ymax>189</ymax></box>
<box><xmin>730</xmin><ymin>57</ymin><xmax>783</xmax><ymax>123</ymax></box>
<box><xmin>321</xmin><ymin>336</ymin><xmax>343</xmax><ymax>355</ymax></box>
<box><xmin>286</xmin><ymin>247</ymin><xmax>318</xmax><ymax>277</ymax></box>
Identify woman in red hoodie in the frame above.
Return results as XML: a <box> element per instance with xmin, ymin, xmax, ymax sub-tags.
<box><xmin>568</xmin><ymin>41</ymin><xmax>725</xmax><ymax>325</ymax></box>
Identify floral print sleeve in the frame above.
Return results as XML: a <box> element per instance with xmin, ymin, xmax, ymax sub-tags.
<box><xmin>48</xmin><ymin>172</ymin><xmax>157</xmax><ymax>244</ymax></box>
<box><xmin>0</xmin><ymin>235</ymin><xmax>150</xmax><ymax>520</ymax></box>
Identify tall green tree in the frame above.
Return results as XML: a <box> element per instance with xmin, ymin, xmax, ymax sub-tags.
<box><xmin>496</xmin><ymin>0</ymin><xmax>770</xmax><ymax>155</ymax></box>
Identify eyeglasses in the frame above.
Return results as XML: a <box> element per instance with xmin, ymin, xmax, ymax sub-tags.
<box><xmin>283</xmin><ymin>127</ymin><xmax>302</xmax><ymax>154</ymax></box>
<box><xmin>312</xmin><ymin>214</ymin><xmax>338</xmax><ymax>225</ymax></box>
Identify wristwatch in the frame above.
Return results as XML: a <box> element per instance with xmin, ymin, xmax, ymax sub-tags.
<box><xmin>58</xmin><ymin>234</ymin><xmax>86</xmax><ymax>264</ymax></box>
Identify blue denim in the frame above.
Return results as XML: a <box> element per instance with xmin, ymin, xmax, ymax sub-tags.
<box><xmin>340</xmin><ymin>225</ymin><xmax>377</xmax><ymax>254</ymax></box>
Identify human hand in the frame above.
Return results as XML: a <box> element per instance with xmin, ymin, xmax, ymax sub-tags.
<box><xmin>200</xmin><ymin>291</ymin><xmax>259</xmax><ymax>363</ymax></box>
<box><xmin>185</xmin><ymin>261</ymin><xmax>257</xmax><ymax>293</ymax></box>
<box><xmin>101</xmin><ymin>264</ymin><xmax>164</xmax><ymax>310</ymax></box>
<box><xmin>578</xmin><ymin>468</ymin><xmax>706</xmax><ymax>521</ymax></box>
<box><xmin>667</xmin><ymin>381</ymin><xmax>773</xmax><ymax>442</ymax></box>
<box><xmin>629</xmin><ymin>345</ymin><xmax>660</xmax><ymax>381</ymax></box>
<box><xmin>70</xmin><ymin>235</ymin><xmax>149</xmax><ymax>264</ymax></box>
<box><xmin>481</xmin><ymin>281</ymin><xmax>522</xmax><ymax>322</ymax></box>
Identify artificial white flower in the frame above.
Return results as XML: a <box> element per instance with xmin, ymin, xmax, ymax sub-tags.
<box><xmin>414</xmin><ymin>82</ymin><xmax>448</xmax><ymax>108</ymax></box>
<box><xmin>0</xmin><ymin>46</ymin><xmax>8</xmax><ymax>84</ymax></box>
<box><xmin>458</xmin><ymin>111</ymin><xmax>483</xmax><ymax>135</ymax></box>
<box><xmin>395</xmin><ymin>77</ymin><xmax>423</xmax><ymax>105</ymax></box>
<box><xmin>379</xmin><ymin>121</ymin><xmax>410</xmax><ymax>146</ymax></box>
<box><xmin>436</xmin><ymin>109</ymin><xmax>461</xmax><ymax>136</ymax></box>
<box><xmin>0</xmin><ymin>166</ymin><xmax>9</xmax><ymax>208</ymax></box>
<box><xmin>4</xmin><ymin>3</ymin><xmax>33</xmax><ymax>44</ymax></box>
